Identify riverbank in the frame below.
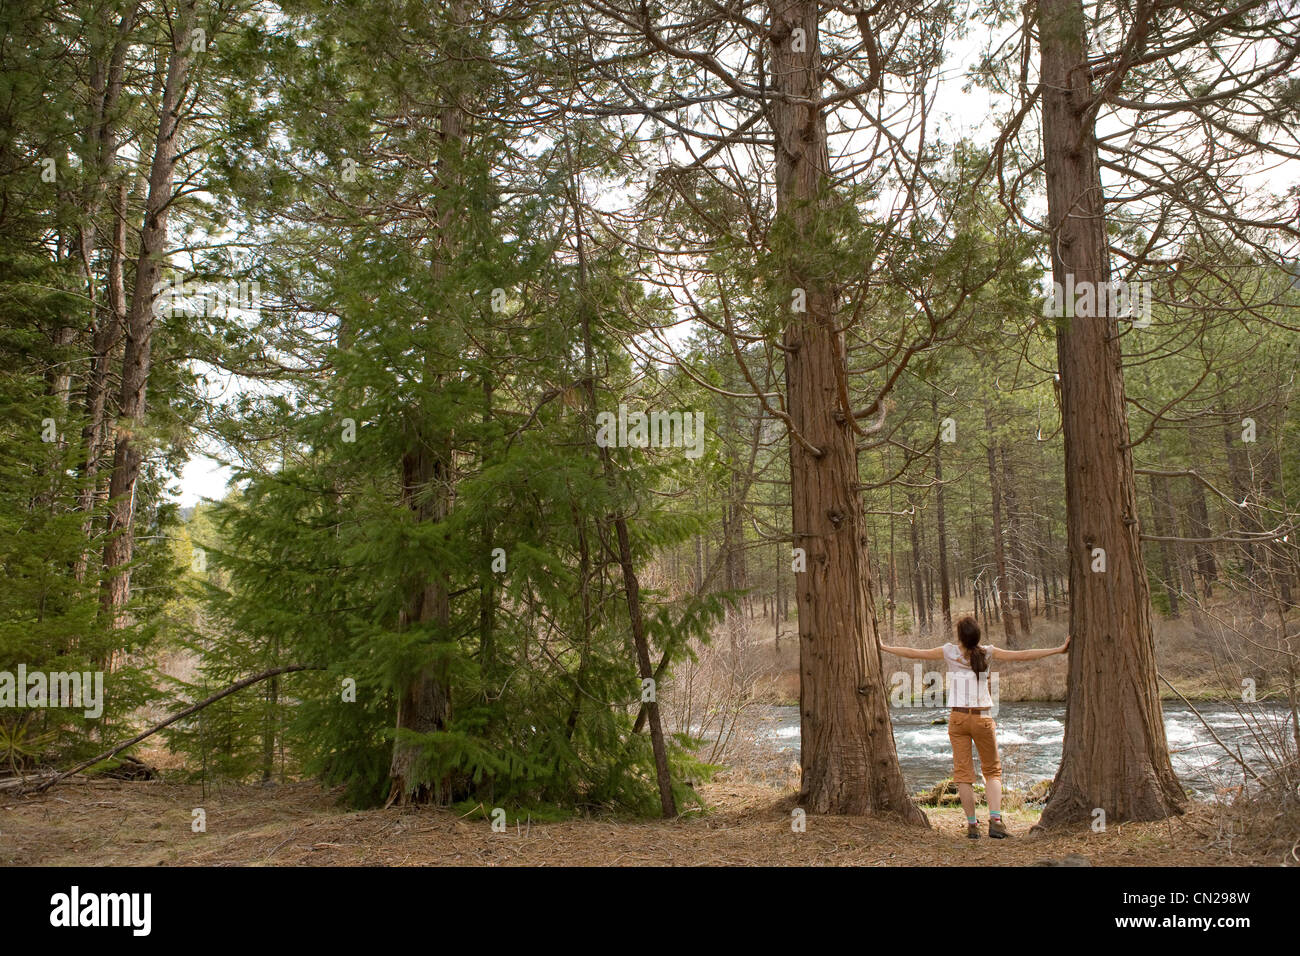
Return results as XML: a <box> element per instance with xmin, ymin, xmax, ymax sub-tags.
<box><xmin>748</xmin><ymin>608</ymin><xmax>1284</xmax><ymax>707</ymax></box>
<box><xmin>4</xmin><ymin>778</ymin><xmax>1292</xmax><ymax>866</ymax></box>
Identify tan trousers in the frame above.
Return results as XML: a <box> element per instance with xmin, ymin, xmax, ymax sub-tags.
<box><xmin>948</xmin><ymin>709</ymin><xmax>1002</xmax><ymax>784</ymax></box>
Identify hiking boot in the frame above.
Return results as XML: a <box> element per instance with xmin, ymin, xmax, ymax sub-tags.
<box><xmin>967</xmin><ymin>823</ymin><xmax>980</xmax><ymax>840</ymax></box>
<box><xmin>989</xmin><ymin>818</ymin><xmax>1011</xmax><ymax>839</ymax></box>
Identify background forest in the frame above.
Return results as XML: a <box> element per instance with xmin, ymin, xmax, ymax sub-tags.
<box><xmin>1</xmin><ymin>0</ymin><xmax>1297</xmax><ymax>833</ymax></box>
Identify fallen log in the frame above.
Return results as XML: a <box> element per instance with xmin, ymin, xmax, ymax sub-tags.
<box><xmin>21</xmin><ymin>664</ymin><xmax>323</xmax><ymax>795</ymax></box>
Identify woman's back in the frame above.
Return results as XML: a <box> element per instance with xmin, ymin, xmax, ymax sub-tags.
<box><xmin>943</xmin><ymin>642</ymin><xmax>995</xmax><ymax>708</ymax></box>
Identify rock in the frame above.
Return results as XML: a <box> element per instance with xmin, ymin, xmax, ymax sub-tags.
<box><xmin>1032</xmin><ymin>853</ymin><xmax>1091</xmax><ymax>866</ymax></box>
<box><xmin>1023</xmin><ymin>779</ymin><xmax>1053</xmax><ymax>804</ymax></box>
<box><xmin>919</xmin><ymin>778</ymin><xmax>959</xmax><ymax>806</ymax></box>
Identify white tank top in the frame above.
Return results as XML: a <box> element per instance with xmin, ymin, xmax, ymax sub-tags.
<box><xmin>943</xmin><ymin>642</ymin><xmax>996</xmax><ymax>708</ymax></box>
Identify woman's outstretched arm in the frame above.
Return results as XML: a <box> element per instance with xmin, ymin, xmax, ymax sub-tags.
<box><xmin>991</xmin><ymin>637</ymin><xmax>1070</xmax><ymax>662</ymax></box>
<box><xmin>879</xmin><ymin>643</ymin><xmax>946</xmax><ymax>660</ymax></box>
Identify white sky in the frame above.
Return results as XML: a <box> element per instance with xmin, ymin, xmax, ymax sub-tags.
<box><xmin>175</xmin><ymin>453</ymin><xmax>232</xmax><ymax>507</ymax></box>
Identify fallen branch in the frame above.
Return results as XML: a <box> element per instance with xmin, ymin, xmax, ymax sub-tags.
<box><xmin>22</xmin><ymin>664</ymin><xmax>323</xmax><ymax>795</ymax></box>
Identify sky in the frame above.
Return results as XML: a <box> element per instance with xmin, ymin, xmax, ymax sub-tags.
<box><xmin>176</xmin><ymin>453</ymin><xmax>232</xmax><ymax>507</ymax></box>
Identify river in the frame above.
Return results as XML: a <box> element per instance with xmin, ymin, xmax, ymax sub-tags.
<box><xmin>752</xmin><ymin>700</ymin><xmax>1292</xmax><ymax>797</ymax></box>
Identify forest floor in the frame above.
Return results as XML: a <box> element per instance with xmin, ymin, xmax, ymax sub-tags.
<box><xmin>3</xmin><ymin>778</ymin><xmax>1292</xmax><ymax>867</ymax></box>
<box><xmin>6</xmin><ymin>605</ymin><xmax>1289</xmax><ymax>867</ymax></box>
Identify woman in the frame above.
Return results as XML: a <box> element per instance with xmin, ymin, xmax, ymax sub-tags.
<box><xmin>881</xmin><ymin>617</ymin><xmax>1069</xmax><ymax>839</ymax></box>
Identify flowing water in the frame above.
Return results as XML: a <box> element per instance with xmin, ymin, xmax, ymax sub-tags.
<box><xmin>751</xmin><ymin>700</ymin><xmax>1292</xmax><ymax>797</ymax></box>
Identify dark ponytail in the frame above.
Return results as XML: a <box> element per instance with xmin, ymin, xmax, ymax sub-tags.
<box><xmin>957</xmin><ymin>616</ymin><xmax>986</xmax><ymax>676</ymax></box>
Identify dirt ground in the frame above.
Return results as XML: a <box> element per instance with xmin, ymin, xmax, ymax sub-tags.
<box><xmin>2</xmin><ymin>779</ymin><xmax>1290</xmax><ymax>867</ymax></box>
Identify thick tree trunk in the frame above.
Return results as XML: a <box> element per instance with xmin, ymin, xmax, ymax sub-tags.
<box><xmin>387</xmin><ymin>436</ymin><xmax>455</xmax><ymax>806</ymax></box>
<box><xmin>1036</xmin><ymin>0</ymin><xmax>1184</xmax><ymax>826</ymax></box>
<box><xmin>100</xmin><ymin>1</ymin><xmax>197</xmax><ymax>628</ymax></box>
<box><xmin>771</xmin><ymin>0</ymin><xmax>923</xmax><ymax>822</ymax></box>
<box><xmin>389</xmin><ymin>44</ymin><xmax>466</xmax><ymax>804</ymax></box>
<box><xmin>76</xmin><ymin>4</ymin><xmax>140</xmax><ymax>572</ymax></box>
<box><xmin>75</xmin><ymin>182</ymin><xmax>128</xmax><ymax>582</ymax></box>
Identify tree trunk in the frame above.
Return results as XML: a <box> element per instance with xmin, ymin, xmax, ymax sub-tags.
<box><xmin>75</xmin><ymin>3</ymin><xmax>139</xmax><ymax>577</ymax></box>
<box><xmin>922</xmin><ymin>518</ymin><xmax>935</xmax><ymax>626</ymax></box>
<box><xmin>99</xmin><ymin>1</ymin><xmax>197</xmax><ymax>628</ymax></box>
<box><xmin>984</xmin><ymin>405</ymin><xmax>1017</xmax><ymax>645</ymax></box>
<box><xmin>566</xmin><ymin>139</ymin><xmax>677</xmax><ymax>817</ymax></box>
<box><xmin>1163</xmin><ymin>480</ymin><xmax>1197</xmax><ymax>605</ymax></box>
<box><xmin>480</xmin><ymin>384</ymin><xmax>496</xmax><ymax>674</ymax></box>
<box><xmin>261</xmin><ymin>635</ymin><xmax>280</xmax><ymax>783</ymax></box>
<box><xmin>1036</xmin><ymin>0</ymin><xmax>1184</xmax><ymax>826</ymax></box>
<box><xmin>887</xmin><ymin>518</ymin><xmax>897</xmax><ymax>638</ymax></box>
<box><xmin>75</xmin><ymin>181</ymin><xmax>128</xmax><ymax>582</ymax></box>
<box><xmin>1000</xmin><ymin>444</ymin><xmax>1033</xmax><ymax>633</ymax></box>
<box><xmin>1219</xmin><ymin>385</ymin><xmax>1259</xmax><ymax>583</ymax></box>
<box><xmin>723</xmin><ymin>463</ymin><xmax>748</xmax><ymax>650</ymax></box>
<box><xmin>1039</xmin><ymin>554</ymin><xmax>1053</xmax><ymax>620</ymax></box>
<box><xmin>387</xmin><ymin>433</ymin><xmax>455</xmax><ymax>805</ymax></box>
<box><xmin>388</xmin><ymin>39</ymin><xmax>466</xmax><ymax>804</ymax></box>
<box><xmin>934</xmin><ymin>421</ymin><xmax>952</xmax><ymax>630</ymax></box>
<box><xmin>771</xmin><ymin>0</ymin><xmax>923</xmax><ymax>822</ymax></box>
<box><xmin>1146</xmin><ymin>473</ymin><xmax>1181</xmax><ymax>617</ymax></box>
<box><xmin>1185</xmin><ymin>473</ymin><xmax>1217</xmax><ymax>598</ymax></box>
<box><xmin>694</xmin><ymin>525</ymin><xmax>704</xmax><ymax>593</ymax></box>
<box><xmin>612</xmin><ymin>515</ymin><xmax>676</xmax><ymax>817</ymax></box>
<box><xmin>907</xmin><ymin>495</ymin><xmax>926</xmax><ymax>631</ymax></box>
